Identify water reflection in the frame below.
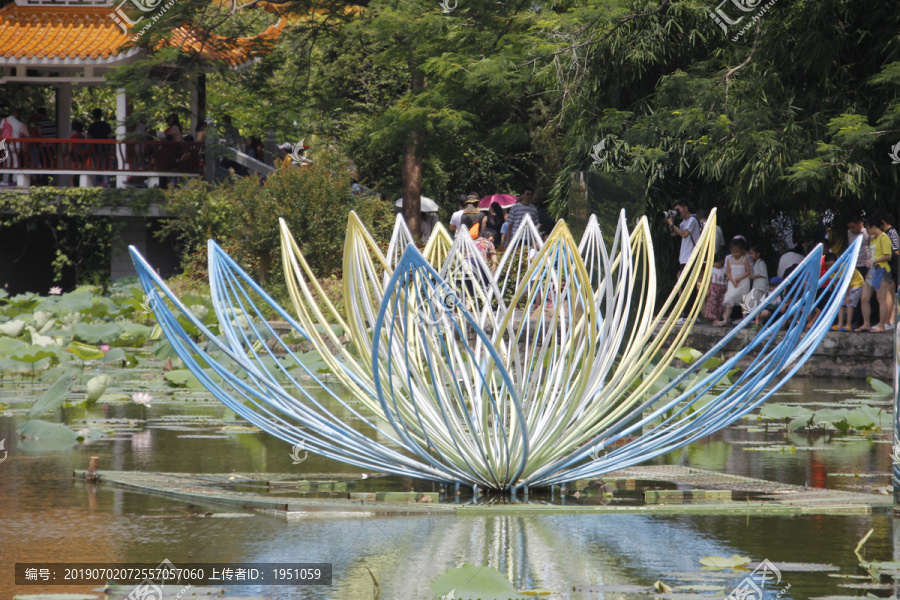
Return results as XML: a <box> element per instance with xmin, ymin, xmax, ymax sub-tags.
<box><xmin>0</xmin><ymin>375</ymin><xmax>896</xmax><ymax>599</ymax></box>
<box><xmin>0</xmin><ymin>454</ymin><xmax>894</xmax><ymax>600</ymax></box>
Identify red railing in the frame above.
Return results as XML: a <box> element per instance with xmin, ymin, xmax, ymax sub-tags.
<box><xmin>0</xmin><ymin>138</ymin><xmax>204</xmax><ymax>175</ymax></box>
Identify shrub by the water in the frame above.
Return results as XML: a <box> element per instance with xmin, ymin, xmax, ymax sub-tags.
<box><xmin>161</xmin><ymin>151</ymin><xmax>394</xmax><ymax>290</ymax></box>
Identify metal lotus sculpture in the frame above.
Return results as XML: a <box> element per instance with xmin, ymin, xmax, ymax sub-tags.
<box><xmin>130</xmin><ymin>209</ymin><xmax>859</xmax><ymax>493</ymax></box>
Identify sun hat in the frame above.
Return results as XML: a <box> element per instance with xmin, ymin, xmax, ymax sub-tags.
<box><xmin>464</xmin><ymin>193</ymin><xmax>480</xmax><ymax>204</ymax></box>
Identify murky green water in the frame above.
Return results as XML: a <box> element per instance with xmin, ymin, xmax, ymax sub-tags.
<box><xmin>1</xmin><ymin>375</ymin><xmax>897</xmax><ymax>600</ymax></box>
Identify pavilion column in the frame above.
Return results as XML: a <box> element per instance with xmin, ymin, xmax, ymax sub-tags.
<box><xmin>115</xmin><ymin>88</ymin><xmax>127</xmax><ymax>189</ymax></box>
<box><xmin>188</xmin><ymin>76</ymin><xmax>198</xmax><ymax>136</ymax></box>
<box><xmin>57</xmin><ymin>83</ymin><xmax>72</xmax><ymax>186</ymax></box>
<box><xmin>187</xmin><ymin>73</ymin><xmax>206</xmax><ymax>137</ymax></box>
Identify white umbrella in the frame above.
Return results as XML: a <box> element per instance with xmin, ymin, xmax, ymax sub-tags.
<box><xmin>395</xmin><ymin>196</ymin><xmax>439</xmax><ymax>213</ymax></box>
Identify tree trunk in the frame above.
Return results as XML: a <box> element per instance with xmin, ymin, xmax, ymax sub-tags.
<box><xmin>257</xmin><ymin>252</ymin><xmax>272</xmax><ymax>284</ymax></box>
<box><xmin>402</xmin><ymin>57</ymin><xmax>425</xmax><ymax>239</ymax></box>
<box><xmin>402</xmin><ymin>132</ymin><xmax>423</xmax><ymax>239</ymax></box>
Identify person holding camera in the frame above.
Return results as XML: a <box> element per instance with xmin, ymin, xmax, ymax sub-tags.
<box><xmin>665</xmin><ymin>201</ymin><xmax>701</xmax><ymax>323</ymax></box>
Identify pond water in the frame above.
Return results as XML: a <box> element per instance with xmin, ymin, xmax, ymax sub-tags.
<box><xmin>1</xmin><ymin>372</ymin><xmax>898</xmax><ymax>600</ymax></box>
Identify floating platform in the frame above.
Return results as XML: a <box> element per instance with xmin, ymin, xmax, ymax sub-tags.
<box><xmin>73</xmin><ymin>465</ymin><xmax>892</xmax><ymax>517</ymax></box>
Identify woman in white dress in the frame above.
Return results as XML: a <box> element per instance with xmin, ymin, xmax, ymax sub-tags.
<box><xmin>716</xmin><ymin>239</ymin><xmax>751</xmax><ymax>326</ymax></box>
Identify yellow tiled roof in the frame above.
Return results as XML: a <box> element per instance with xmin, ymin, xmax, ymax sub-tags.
<box><xmin>0</xmin><ymin>3</ymin><xmax>283</xmax><ymax>67</ymax></box>
<box><xmin>0</xmin><ymin>5</ymin><xmax>136</xmax><ymax>64</ymax></box>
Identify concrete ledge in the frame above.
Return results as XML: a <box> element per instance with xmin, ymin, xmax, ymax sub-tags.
<box><xmin>663</xmin><ymin>322</ymin><xmax>893</xmax><ymax>379</ymax></box>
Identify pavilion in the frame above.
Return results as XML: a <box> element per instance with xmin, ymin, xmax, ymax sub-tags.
<box><xmin>0</xmin><ymin>0</ymin><xmax>284</xmax><ymax>187</ymax></box>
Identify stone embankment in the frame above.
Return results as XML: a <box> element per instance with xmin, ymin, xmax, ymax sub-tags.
<box><xmin>663</xmin><ymin>322</ymin><xmax>894</xmax><ymax>380</ymax></box>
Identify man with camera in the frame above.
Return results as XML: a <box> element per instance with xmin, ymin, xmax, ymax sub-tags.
<box><xmin>665</xmin><ymin>201</ymin><xmax>701</xmax><ymax>323</ymax></box>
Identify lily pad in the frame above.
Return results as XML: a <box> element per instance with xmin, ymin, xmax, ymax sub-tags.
<box><xmin>674</xmin><ymin>347</ymin><xmax>702</xmax><ymax>364</ymax></box>
<box><xmin>760</xmin><ymin>403</ymin><xmax>810</xmax><ymax>420</ymax></box>
<box><xmin>71</xmin><ymin>322</ymin><xmax>123</xmax><ymax>344</ymax></box>
<box><xmin>867</xmin><ymin>377</ymin><xmax>892</xmax><ymax>397</ymax></box>
<box><xmin>17</xmin><ymin>419</ymin><xmax>78</xmax><ymax>444</ymax></box>
<box><xmin>66</xmin><ymin>341</ymin><xmax>105</xmax><ymax>361</ymax></box>
<box><xmin>11</xmin><ymin>347</ymin><xmax>58</xmax><ymax>364</ymax></box>
<box><xmin>430</xmin><ymin>564</ymin><xmax>524</xmax><ymax>600</ymax></box>
<box><xmin>699</xmin><ymin>555</ymin><xmax>751</xmax><ymax>569</ymax></box>
<box><xmin>85</xmin><ymin>374</ymin><xmax>111</xmax><ymax>403</ymax></box>
<box><xmin>0</xmin><ymin>319</ymin><xmax>26</xmax><ymax>337</ymax></box>
<box><xmin>26</xmin><ymin>369</ymin><xmax>78</xmax><ymax>418</ymax></box>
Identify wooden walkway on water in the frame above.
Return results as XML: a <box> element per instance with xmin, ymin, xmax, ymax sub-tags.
<box><xmin>73</xmin><ymin>465</ymin><xmax>893</xmax><ymax>517</ymax></box>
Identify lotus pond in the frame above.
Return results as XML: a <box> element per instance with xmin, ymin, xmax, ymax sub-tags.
<box><xmin>1</xmin><ymin>286</ymin><xmax>899</xmax><ymax>600</ymax></box>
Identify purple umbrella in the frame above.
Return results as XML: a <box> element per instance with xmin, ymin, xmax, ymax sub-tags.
<box><xmin>478</xmin><ymin>193</ymin><xmax>518</xmax><ymax>211</ymax></box>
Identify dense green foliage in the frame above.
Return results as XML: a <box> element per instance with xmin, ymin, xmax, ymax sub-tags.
<box><xmin>0</xmin><ymin>188</ymin><xmax>163</xmax><ymax>284</ymax></box>
<box><xmin>160</xmin><ymin>153</ymin><xmax>394</xmax><ymax>286</ymax></box>
<box><xmin>106</xmin><ymin>0</ymin><xmax>900</xmax><ymax>254</ymax></box>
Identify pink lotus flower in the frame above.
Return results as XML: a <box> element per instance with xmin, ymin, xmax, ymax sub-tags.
<box><xmin>100</xmin><ymin>344</ymin><xmax>110</xmax><ymax>352</ymax></box>
<box><xmin>131</xmin><ymin>392</ymin><xmax>153</xmax><ymax>407</ymax></box>
<box><xmin>48</xmin><ymin>286</ymin><xmax>62</xmax><ymax>295</ymax></box>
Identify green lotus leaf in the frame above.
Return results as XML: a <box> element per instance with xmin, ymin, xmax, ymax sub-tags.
<box><xmin>760</xmin><ymin>403</ymin><xmax>810</xmax><ymax>420</ymax></box>
<box><xmin>100</xmin><ymin>348</ymin><xmax>128</xmax><ymax>364</ymax></box>
<box><xmin>0</xmin><ymin>319</ymin><xmax>26</xmax><ymax>337</ymax></box>
<box><xmin>11</xmin><ymin>347</ymin><xmax>58</xmax><ymax>364</ymax></box>
<box><xmin>71</xmin><ymin>322</ymin><xmax>124</xmax><ymax>344</ymax></box>
<box><xmin>32</xmin><ymin>310</ymin><xmax>53</xmax><ymax>330</ymax></box>
<box><xmin>26</xmin><ymin>369</ymin><xmax>78</xmax><ymax>418</ymax></box>
<box><xmin>430</xmin><ymin>563</ymin><xmax>522</xmax><ymax>600</ymax></box>
<box><xmin>37</xmin><ymin>317</ymin><xmax>56</xmax><ymax>335</ymax></box>
<box><xmin>189</xmin><ymin>304</ymin><xmax>210</xmax><ymax>321</ymax></box>
<box><xmin>700</xmin><ymin>356</ymin><xmax>723</xmax><ymax>370</ymax></box>
<box><xmin>53</xmin><ymin>292</ymin><xmax>95</xmax><ymax>314</ymax></box>
<box><xmin>27</xmin><ymin>326</ymin><xmax>61</xmax><ymax>347</ymax></box>
<box><xmin>66</xmin><ymin>341</ymin><xmax>106</xmax><ymax>361</ymax></box>
<box><xmin>845</xmin><ymin>409</ymin><xmax>877</xmax><ymax>430</ymax></box>
<box><xmin>674</xmin><ymin>347</ymin><xmax>702</xmax><ymax>364</ymax></box>
<box><xmin>813</xmin><ymin>408</ymin><xmax>850</xmax><ymax>425</ymax></box>
<box><xmin>867</xmin><ymin>377</ymin><xmax>892</xmax><ymax>397</ymax></box>
<box><xmin>85</xmin><ymin>374</ymin><xmax>111</xmax><ymax>403</ymax></box>
<box><xmin>788</xmin><ymin>416</ymin><xmax>812</xmax><ymax>431</ymax></box>
<box><xmin>17</xmin><ymin>420</ymin><xmax>79</xmax><ymax>452</ymax></box>
<box><xmin>165</xmin><ymin>368</ymin><xmax>223</xmax><ymax>390</ymax></box>
<box><xmin>699</xmin><ymin>555</ymin><xmax>752</xmax><ymax>569</ymax></box>
<box><xmin>113</xmin><ymin>323</ymin><xmax>153</xmax><ymax>348</ymax></box>
<box><xmin>0</xmin><ymin>337</ymin><xmax>27</xmax><ymax>353</ymax></box>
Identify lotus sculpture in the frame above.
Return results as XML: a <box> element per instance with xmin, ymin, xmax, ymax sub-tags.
<box><xmin>130</xmin><ymin>209</ymin><xmax>859</xmax><ymax>492</ymax></box>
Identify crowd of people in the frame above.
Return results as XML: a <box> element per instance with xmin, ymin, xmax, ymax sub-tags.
<box><xmin>666</xmin><ymin>202</ymin><xmax>898</xmax><ymax>333</ymax></box>
<box><xmin>444</xmin><ymin>187</ymin><xmax>551</xmax><ymax>268</ymax></box>
<box><xmin>0</xmin><ymin>106</ymin><xmax>273</xmax><ymax>186</ymax></box>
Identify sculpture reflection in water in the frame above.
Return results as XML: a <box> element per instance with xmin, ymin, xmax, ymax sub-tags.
<box><xmin>130</xmin><ymin>209</ymin><xmax>860</xmax><ymax>493</ymax></box>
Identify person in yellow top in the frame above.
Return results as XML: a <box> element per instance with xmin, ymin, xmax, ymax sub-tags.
<box><xmin>854</xmin><ymin>219</ymin><xmax>894</xmax><ymax>332</ymax></box>
<box><xmin>833</xmin><ymin>267</ymin><xmax>865</xmax><ymax>331</ymax></box>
